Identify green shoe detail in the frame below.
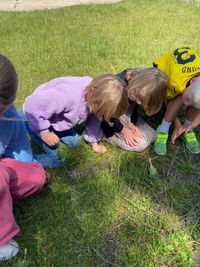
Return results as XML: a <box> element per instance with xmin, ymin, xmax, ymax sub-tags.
<box><xmin>183</xmin><ymin>131</ymin><xmax>200</xmax><ymax>154</ymax></box>
<box><xmin>154</xmin><ymin>132</ymin><xmax>168</xmax><ymax>155</ymax></box>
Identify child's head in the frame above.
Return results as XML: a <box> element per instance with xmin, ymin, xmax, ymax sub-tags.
<box><xmin>183</xmin><ymin>76</ymin><xmax>200</xmax><ymax>109</ymax></box>
<box><xmin>85</xmin><ymin>74</ymin><xmax>128</xmax><ymax>123</ymax></box>
<box><xmin>0</xmin><ymin>55</ymin><xmax>18</xmax><ymax>113</ymax></box>
<box><xmin>126</xmin><ymin>67</ymin><xmax>168</xmax><ymax>116</ymax></box>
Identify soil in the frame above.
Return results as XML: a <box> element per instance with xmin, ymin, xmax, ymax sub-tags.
<box><xmin>0</xmin><ymin>0</ymin><xmax>122</xmax><ymax>11</ymax></box>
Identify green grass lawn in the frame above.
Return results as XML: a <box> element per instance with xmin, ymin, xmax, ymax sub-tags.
<box><xmin>0</xmin><ymin>0</ymin><xmax>200</xmax><ymax>266</ymax></box>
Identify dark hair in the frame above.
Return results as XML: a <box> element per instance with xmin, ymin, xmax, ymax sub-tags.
<box><xmin>0</xmin><ymin>55</ymin><xmax>18</xmax><ymax>108</ymax></box>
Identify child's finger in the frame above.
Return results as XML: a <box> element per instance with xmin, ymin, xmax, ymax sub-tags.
<box><xmin>184</xmin><ymin>125</ymin><xmax>192</xmax><ymax>133</ymax></box>
<box><xmin>128</xmin><ymin>137</ymin><xmax>139</xmax><ymax>147</ymax></box>
<box><xmin>131</xmin><ymin>126</ymin><xmax>141</xmax><ymax>137</ymax></box>
<box><xmin>52</xmin><ymin>136</ymin><xmax>60</xmax><ymax>145</ymax></box>
<box><xmin>135</xmin><ymin>129</ymin><xmax>141</xmax><ymax>138</ymax></box>
<box><xmin>171</xmin><ymin>135</ymin><xmax>176</xmax><ymax>145</ymax></box>
<box><xmin>92</xmin><ymin>144</ymin><xmax>107</xmax><ymax>154</ymax></box>
<box><xmin>100</xmin><ymin>146</ymin><xmax>107</xmax><ymax>153</ymax></box>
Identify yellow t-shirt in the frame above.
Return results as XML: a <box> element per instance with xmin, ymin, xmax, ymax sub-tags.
<box><xmin>153</xmin><ymin>47</ymin><xmax>200</xmax><ymax>99</ymax></box>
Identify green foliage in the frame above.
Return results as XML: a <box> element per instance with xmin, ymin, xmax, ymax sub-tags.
<box><xmin>14</xmin><ymin>249</ymin><xmax>32</xmax><ymax>267</ymax></box>
<box><xmin>148</xmin><ymin>158</ymin><xmax>158</xmax><ymax>179</ymax></box>
<box><xmin>57</xmin><ymin>143</ymin><xmax>70</xmax><ymax>162</ymax></box>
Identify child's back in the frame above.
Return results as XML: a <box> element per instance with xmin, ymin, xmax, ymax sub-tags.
<box><xmin>0</xmin><ymin>55</ymin><xmax>39</xmax><ymax>163</ymax></box>
<box><xmin>25</xmin><ymin>76</ymin><xmax>93</xmax><ymax>135</ymax></box>
<box><xmin>20</xmin><ymin>74</ymin><xmax>128</xmax><ymax>166</ymax></box>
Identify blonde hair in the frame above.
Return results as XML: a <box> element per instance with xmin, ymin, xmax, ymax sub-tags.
<box><xmin>126</xmin><ymin>67</ymin><xmax>168</xmax><ymax>116</ymax></box>
<box><xmin>85</xmin><ymin>74</ymin><xmax>128</xmax><ymax>123</ymax></box>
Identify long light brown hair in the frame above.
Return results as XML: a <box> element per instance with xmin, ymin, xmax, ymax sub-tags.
<box><xmin>126</xmin><ymin>67</ymin><xmax>168</xmax><ymax>116</ymax></box>
<box><xmin>85</xmin><ymin>74</ymin><xmax>128</xmax><ymax>123</ymax></box>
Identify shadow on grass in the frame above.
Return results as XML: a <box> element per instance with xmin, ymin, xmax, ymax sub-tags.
<box><xmin>1</xmin><ymin>139</ymin><xmax>199</xmax><ymax>267</ymax></box>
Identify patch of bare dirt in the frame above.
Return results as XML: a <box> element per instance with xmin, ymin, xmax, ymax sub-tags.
<box><xmin>0</xmin><ymin>0</ymin><xmax>122</xmax><ymax>11</ymax></box>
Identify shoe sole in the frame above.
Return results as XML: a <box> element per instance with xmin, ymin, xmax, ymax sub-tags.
<box><xmin>0</xmin><ymin>248</ymin><xmax>19</xmax><ymax>261</ymax></box>
<box><xmin>181</xmin><ymin>136</ymin><xmax>200</xmax><ymax>154</ymax></box>
<box><xmin>154</xmin><ymin>147</ymin><xmax>166</xmax><ymax>156</ymax></box>
<box><xmin>185</xmin><ymin>143</ymin><xmax>200</xmax><ymax>154</ymax></box>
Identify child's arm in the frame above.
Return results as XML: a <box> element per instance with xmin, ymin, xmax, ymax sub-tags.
<box><xmin>171</xmin><ymin>117</ymin><xmax>185</xmax><ymax>144</ymax></box>
<box><xmin>25</xmin><ymin>85</ymin><xmax>73</xmax><ymax>137</ymax></box>
<box><xmin>41</xmin><ymin>132</ymin><xmax>60</xmax><ymax>146</ymax></box>
<box><xmin>164</xmin><ymin>95</ymin><xmax>183</xmax><ymax>122</ymax></box>
<box><xmin>184</xmin><ymin>113</ymin><xmax>200</xmax><ymax>132</ymax></box>
<box><xmin>101</xmin><ymin>117</ymin><xmax>140</xmax><ymax>146</ymax></box>
<box><xmin>101</xmin><ymin>118</ymin><xmax>124</xmax><ymax>138</ymax></box>
<box><xmin>84</xmin><ymin>114</ymin><xmax>107</xmax><ymax>153</ymax></box>
<box><xmin>164</xmin><ymin>95</ymin><xmax>185</xmax><ymax>144</ymax></box>
<box><xmin>122</xmin><ymin>101</ymin><xmax>141</xmax><ymax>146</ymax></box>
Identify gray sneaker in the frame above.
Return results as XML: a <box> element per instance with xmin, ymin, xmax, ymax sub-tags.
<box><xmin>0</xmin><ymin>239</ymin><xmax>19</xmax><ymax>261</ymax></box>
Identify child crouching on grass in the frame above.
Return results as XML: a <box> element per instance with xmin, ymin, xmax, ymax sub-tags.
<box><xmin>0</xmin><ymin>158</ymin><xmax>49</xmax><ymax>261</ymax></box>
<box><xmin>0</xmin><ymin>55</ymin><xmax>47</xmax><ymax>163</ymax></box>
<box><xmin>102</xmin><ymin>68</ymin><xmax>168</xmax><ymax>152</ymax></box>
<box><xmin>153</xmin><ymin>47</ymin><xmax>200</xmax><ymax>155</ymax></box>
<box><xmin>0</xmin><ymin>55</ymin><xmax>50</xmax><ymax>261</ymax></box>
<box><xmin>18</xmin><ymin>74</ymin><xmax>128</xmax><ymax>168</ymax></box>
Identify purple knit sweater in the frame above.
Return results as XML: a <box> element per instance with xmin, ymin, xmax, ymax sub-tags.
<box><xmin>24</xmin><ymin>76</ymin><xmax>103</xmax><ymax>143</ymax></box>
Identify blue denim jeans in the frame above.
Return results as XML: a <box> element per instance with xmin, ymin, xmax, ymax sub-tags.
<box><xmin>18</xmin><ymin>107</ymin><xmax>80</xmax><ymax>168</ymax></box>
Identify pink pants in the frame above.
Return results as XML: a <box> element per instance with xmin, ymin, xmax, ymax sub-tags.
<box><xmin>0</xmin><ymin>158</ymin><xmax>48</xmax><ymax>245</ymax></box>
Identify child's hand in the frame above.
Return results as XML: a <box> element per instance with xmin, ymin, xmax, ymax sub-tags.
<box><xmin>121</xmin><ymin>126</ymin><xmax>140</xmax><ymax>147</ymax></box>
<box><xmin>129</xmin><ymin>123</ymin><xmax>141</xmax><ymax>138</ymax></box>
<box><xmin>41</xmin><ymin>132</ymin><xmax>60</xmax><ymax>146</ymax></box>
<box><xmin>171</xmin><ymin>126</ymin><xmax>185</xmax><ymax>144</ymax></box>
<box><xmin>92</xmin><ymin>143</ymin><xmax>107</xmax><ymax>154</ymax></box>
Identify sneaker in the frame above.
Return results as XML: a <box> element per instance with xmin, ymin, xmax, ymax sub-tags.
<box><xmin>154</xmin><ymin>132</ymin><xmax>168</xmax><ymax>155</ymax></box>
<box><xmin>182</xmin><ymin>131</ymin><xmax>200</xmax><ymax>154</ymax></box>
<box><xmin>0</xmin><ymin>239</ymin><xmax>19</xmax><ymax>261</ymax></box>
